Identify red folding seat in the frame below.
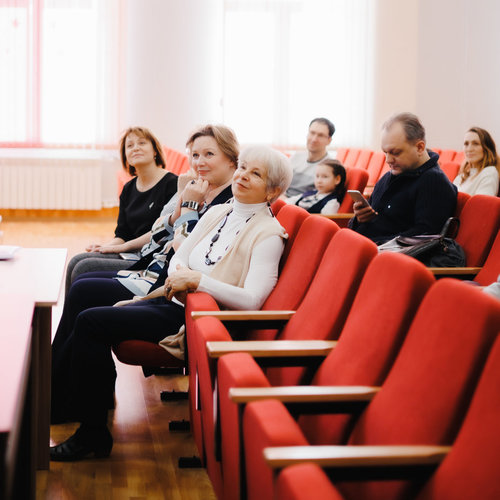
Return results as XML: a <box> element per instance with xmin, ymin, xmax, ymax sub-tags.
<box><xmin>162</xmin><ymin>145</ymin><xmax>190</xmax><ymax>175</ymax></box>
<box><xmin>454</xmin><ymin>194</ymin><xmax>500</xmax><ymax>266</ymax></box>
<box><xmin>365</xmin><ymin>151</ymin><xmax>386</xmax><ymax>188</ymax></box>
<box><xmin>250</xmin><ymin>279</ymin><xmax>500</xmax><ymax>500</ymax></box>
<box><xmin>473</xmin><ymin>229</ymin><xmax>500</xmax><ymax>285</ymax></box>
<box><xmin>454</xmin><ymin>191</ymin><xmax>470</xmax><ymax>217</ymax></box>
<box><xmin>214</xmin><ymin>252</ymin><xmax>433</xmax><ymax>500</ymax></box>
<box><xmin>323</xmin><ymin>167</ymin><xmax>369</xmax><ymax>228</ymax></box>
<box><xmin>270</xmin><ymin>198</ymin><xmax>286</xmax><ymax>215</ymax></box>
<box><xmin>276</xmin><ymin>464</ymin><xmax>343</xmax><ymax>500</ymax></box>
<box><xmin>184</xmin><ymin>213</ymin><xmax>338</xmax><ymax>479</ymax></box>
<box><xmin>275</xmin><ymin>325</ymin><xmax>500</xmax><ymax>500</ymax></box>
<box><xmin>438</xmin><ymin>149</ymin><xmax>456</xmax><ymax>165</ymax></box>
<box><xmin>440</xmin><ymin>161</ymin><xmax>459</xmax><ymax>181</ymax></box>
<box><xmin>193</xmin><ymin>229</ymin><xmax>378</xmax><ymax>498</ymax></box>
<box><xmin>353</xmin><ymin>149</ymin><xmax>372</xmax><ymax>170</ymax></box>
<box><xmin>334</xmin><ymin>168</ymin><xmax>369</xmax><ymax>216</ymax></box>
<box><xmin>335</xmin><ymin>147</ymin><xmax>349</xmax><ymax>163</ymax></box>
<box><xmin>343</xmin><ymin>148</ymin><xmax>361</xmax><ymax>168</ymax></box>
<box><xmin>431</xmin><ymin>194</ymin><xmax>500</xmax><ymax>277</ymax></box>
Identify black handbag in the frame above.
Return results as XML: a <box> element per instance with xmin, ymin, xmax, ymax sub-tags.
<box><xmin>380</xmin><ymin>218</ymin><xmax>466</xmax><ymax>267</ymax></box>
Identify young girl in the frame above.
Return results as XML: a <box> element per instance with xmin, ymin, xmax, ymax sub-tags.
<box><xmin>287</xmin><ymin>159</ymin><xmax>346</xmax><ymax>214</ymax></box>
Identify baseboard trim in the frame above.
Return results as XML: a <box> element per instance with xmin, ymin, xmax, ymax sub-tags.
<box><xmin>0</xmin><ymin>207</ymin><xmax>119</xmax><ymax>220</ymax></box>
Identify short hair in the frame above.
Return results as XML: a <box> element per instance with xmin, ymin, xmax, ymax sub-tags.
<box><xmin>460</xmin><ymin>126</ymin><xmax>500</xmax><ymax>182</ymax></box>
<box><xmin>185</xmin><ymin>124</ymin><xmax>239</xmax><ymax>167</ymax></box>
<box><xmin>310</xmin><ymin>117</ymin><xmax>335</xmax><ymax>137</ymax></box>
<box><xmin>119</xmin><ymin>126</ymin><xmax>166</xmax><ymax>176</ymax></box>
<box><xmin>238</xmin><ymin>146</ymin><xmax>293</xmax><ymax>203</ymax></box>
<box><xmin>382</xmin><ymin>112</ymin><xmax>426</xmax><ymax>144</ymax></box>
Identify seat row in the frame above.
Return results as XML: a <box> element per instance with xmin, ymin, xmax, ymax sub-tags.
<box><xmin>180</xmin><ymin>203</ymin><xmax>500</xmax><ymax>499</ymax></box>
<box><xmin>274</xmin><ymin>314</ymin><xmax>500</xmax><ymax>500</ymax></box>
<box><xmin>111</xmin><ymin>199</ymin><xmax>500</xmax><ymax>499</ymax></box>
<box><xmin>335</xmin><ymin>147</ymin><xmax>464</xmax><ymax>193</ymax></box>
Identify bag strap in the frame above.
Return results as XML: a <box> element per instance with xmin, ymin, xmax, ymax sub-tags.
<box><xmin>439</xmin><ymin>217</ymin><xmax>460</xmax><ymax>239</ymax></box>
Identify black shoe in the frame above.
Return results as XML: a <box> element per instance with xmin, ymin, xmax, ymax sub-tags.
<box><xmin>50</xmin><ymin>425</ymin><xmax>113</xmax><ymax>461</ymax></box>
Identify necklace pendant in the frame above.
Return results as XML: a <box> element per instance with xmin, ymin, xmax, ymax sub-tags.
<box><xmin>205</xmin><ymin>257</ymin><xmax>212</xmax><ymax>266</ymax></box>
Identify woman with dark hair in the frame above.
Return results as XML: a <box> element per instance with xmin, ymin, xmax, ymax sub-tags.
<box><xmin>65</xmin><ymin>126</ymin><xmax>178</xmax><ymax>291</ymax></box>
<box><xmin>49</xmin><ymin>145</ymin><xmax>293</xmax><ymax>461</ymax></box>
<box><xmin>453</xmin><ymin>127</ymin><xmax>500</xmax><ymax>196</ymax></box>
<box><xmin>286</xmin><ymin>159</ymin><xmax>346</xmax><ymax>214</ymax></box>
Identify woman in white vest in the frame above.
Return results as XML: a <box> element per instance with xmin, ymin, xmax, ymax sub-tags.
<box><xmin>50</xmin><ymin>145</ymin><xmax>292</xmax><ymax>462</ymax></box>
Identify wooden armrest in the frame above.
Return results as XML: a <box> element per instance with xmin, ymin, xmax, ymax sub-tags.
<box><xmin>229</xmin><ymin>385</ymin><xmax>379</xmax><ymax>404</ymax></box>
<box><xmin>428</xmin><ymin>266</ymin><xmax>481</xmax><ymax>276</ymax></box>
<box><xmin>191</xmin><ymin>310</ymin><xmax>295</xmax><ymax>321</ymax></box>
<box><xmin>321</xmin><ymin>213</ymin><xmax>354</xmax><ymax>220</ymax></box>
<box><xmin>207</xmin><ymin>340</ymin><xmax>337</xmax><ymax>359</ymax></box>
<box><xmin>264</xmin><ymin>444</ymin><xmax>451</xmax><ymax>469</ymax></box>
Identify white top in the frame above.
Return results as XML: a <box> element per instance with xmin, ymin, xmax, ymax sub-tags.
<box><xmin>286</xmin><ymin>191</ymin><xmax>340</xmax><ymax>215</ymax></box>
<box><xmin>169</xmin><ymin>200</ymin><xmax>284</xmax><ymax>310</ymax></box>
<box><xmin>453</xmin><ymin>166</ymin><xmax>499</xmax><ymax>196</ymax></box>
<box><xmin>483</xmin><ymin>274</ymin><xmax>500</xmax><ymax>300</ymax></box>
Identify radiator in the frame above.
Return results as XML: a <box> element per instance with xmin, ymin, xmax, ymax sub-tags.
<box><xmin>0</xmin><ymin>149</ymin><xmax>116</xmax><ymax>210</ymax></box>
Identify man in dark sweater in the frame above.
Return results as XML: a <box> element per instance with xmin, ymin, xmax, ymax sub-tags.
<box><xmin>350</xmin><ymin>112</ymin><xmax>457</xmax><ymax>244</ymax></box>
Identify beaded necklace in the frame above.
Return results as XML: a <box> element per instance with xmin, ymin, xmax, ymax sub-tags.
<box><xmin>204</xmin><ymin>209</ymin><xmax>256</xmax><ymax>266</ymax></box>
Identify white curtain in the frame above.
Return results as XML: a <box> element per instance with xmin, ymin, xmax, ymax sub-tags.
<box><xmin>223</xmin><ymin>0</ymin><xmax>375</xmax><ymax>148</ymax></box>
<box><xmin>0</xmin><ymin>0</ymin><xmax>120</xmax><ymax>147</ymax></box>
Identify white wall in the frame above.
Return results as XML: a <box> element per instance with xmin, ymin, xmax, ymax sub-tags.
<box><xmin>370</xmin><ymin>0</ymin><xmax>419</xmax><ymax>149</ymax></box>
<box><xmin>120</xmin><ymin>0</ymin><xmax>500</xmax><ymax>152</ymax></box>
<box><xmin>416</xmin><ymin>0</ymin><xmax>500</xmax><ymax>149</ymax></box>
<box><xmin>122</xmin><ymin>0</ymin><xmax>224</xmax><ymax>151</ymax></box>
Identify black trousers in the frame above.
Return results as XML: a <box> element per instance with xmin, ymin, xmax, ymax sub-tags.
<box><xmin>52</xmin><ymin>271</ymin><xmax>135</xmax><ymax>353</ymax></box>
<box><xmin>51</xmin><ymin>277</ymin><xmax>185</xmax><ymax>425</ymax></box>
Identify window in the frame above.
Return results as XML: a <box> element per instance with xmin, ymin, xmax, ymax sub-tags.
<box><xmin>0</xmin><ymin>0</ymin><xmax>120</xmax><ymax>146</ymax></box>
<box><xmin>223</xmin><ymin>0</ymin><xmax>375</xmax><ymax>147</ymax></box>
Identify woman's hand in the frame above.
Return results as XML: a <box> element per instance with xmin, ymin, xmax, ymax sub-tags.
<box><xmin>86</xmin><ymin>243</ymin><xmax>102</xmax><ymax>252</ymax></box>
<box><xmin>114</xmin><ymin>296</ymin><xmax>142</xmax><ymax>307</ymax></box>
<box><xmin>177</xmin><ymin>168</ymin><xmax>198</xmax><ymax>194</ymax></box>
<box><xmin>181</xmin><ymin>178</ymin><xmax>209</xmax><ymax>205</ymax></box>
<box><xmin>164</xmin><ymin>265</ymin><xmax>202</xmax><ymax>302</ymax></box>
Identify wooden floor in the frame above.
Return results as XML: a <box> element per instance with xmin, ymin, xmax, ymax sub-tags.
<box><xmin>2</xmin><ymin>214</ymin><xmax>216</xmax><ymax>500</ymax></box>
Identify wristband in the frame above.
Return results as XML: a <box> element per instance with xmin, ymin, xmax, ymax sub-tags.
<box><xmin>181</xmin><ymin>200</ymin><xmax>200</xmax><ymax>211</ymax></box>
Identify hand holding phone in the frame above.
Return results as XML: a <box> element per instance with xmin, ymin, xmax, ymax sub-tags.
<box><xmin>348</xmin><ymin>190</ymin><xmax>370</xmax><ymax>208</ymax></box>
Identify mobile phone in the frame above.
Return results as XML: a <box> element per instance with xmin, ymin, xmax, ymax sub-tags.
<box><xmin>347</xmin><ymin>189</ymin><xmax>370</xmax><ymax>208</ymax></box>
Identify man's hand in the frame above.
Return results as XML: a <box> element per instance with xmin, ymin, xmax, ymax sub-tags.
<box><xmin>353</xmin><ymin>201</ymin><xmax>378</xmax><ymax>223</ymax></box>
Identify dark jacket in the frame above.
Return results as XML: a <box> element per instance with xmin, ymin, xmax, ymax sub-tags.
<box><xmin>350</xmin><ymin>152</ymin><xmax>457</xmax><ymax>244</ymax></box>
